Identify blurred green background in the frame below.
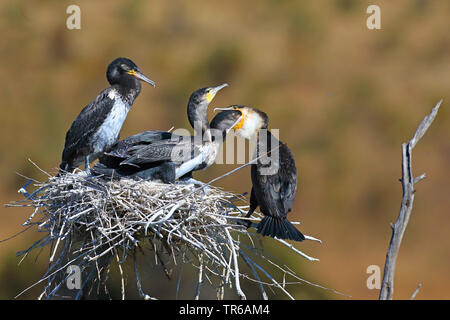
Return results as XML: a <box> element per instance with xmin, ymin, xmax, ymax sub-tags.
<box><xmin>0</xmin><ymin>0</ymin><xmax>449</xmax><ymax>299</ymax></box>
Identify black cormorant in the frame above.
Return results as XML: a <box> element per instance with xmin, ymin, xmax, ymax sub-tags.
<box><xmin>214</xmin><ymin>105</ymin><xmax>305</xmax><ymax>242</ymax></box>
<box><xmin>59</xmin><ymin>57</ymin><xmax>155</xmax><ymax>175</ymax></box>
<box><xmin>93</xmin><ymin>84</ymin><xmax>229</xmax><ymax>182</ymax></box>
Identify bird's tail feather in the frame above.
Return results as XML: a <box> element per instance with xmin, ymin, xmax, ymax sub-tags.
<box><xmin>257</xmin><ymin>216</ymin><xmax>305</xmax><ymax>242</ymax></box>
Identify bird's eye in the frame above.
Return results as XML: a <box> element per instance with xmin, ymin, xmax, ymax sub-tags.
<box><xmin>121</xmin><ymin>64</ymin><xmax>130</xmax><ymax>71</ymax></box>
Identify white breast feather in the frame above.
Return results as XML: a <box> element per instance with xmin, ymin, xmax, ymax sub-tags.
<box><xmin>91</xmin><ymin>91</ymin><xmax>130</xmax><ymax>154</ymax></box>
<box><xmin>175</xmin><ymin>153</ymin><xmax>203</xmax><ymax>179</ymax></box>
<box><xmin>174</xmin><ymin>143</ymin><xmax>217</xmax><ymax>179</ymax></box>
<box><xmin>238</xmin><ymin>112</ymin><xmax>263</xmax><ymax>139</ymax></box>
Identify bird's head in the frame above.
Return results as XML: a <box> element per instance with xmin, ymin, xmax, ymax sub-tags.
<box><xmin>107</xmin><ymin>57</ymin><xmax>156</xmax><ymax>88</ymax></box>
<box><xmin>187</xmin><ymin>83</ymin><xmax>228</xmax><ymax>129</ymax></box>
<box><xmin>213</xmin><ymin>105</ymin><xmax>268</xmax><ymax>140</ymax></box>
<box><xmin>209</xmin><ymin>109</ymin><xmax>242</xmax><ymax>142</ymax></box>
<box><xmin>193</xmin><ymin>83</ymin><xmax>229</xmax><ymax>104</ymax></box>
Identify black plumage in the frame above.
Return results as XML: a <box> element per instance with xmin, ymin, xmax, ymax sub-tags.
<box><xmin>93</xmin><ymin>84</ymin><xmax>229</xmax><ymax>182</ymax></box>
<box><xmin>249</xmin><ymin>131</ymin><xmax>304</xmax><ymax>241</ymax></box>
<box><xmin>214</xmin><ymin>105</ymin><xmax>305</xmax><ymax>242</ymax></box>
<box><xmin>59</xmin><ymin>57</ymin><xmax>155</xmax><ymax>175</ymax></box>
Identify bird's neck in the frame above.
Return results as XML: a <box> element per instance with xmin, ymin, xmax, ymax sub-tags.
<box><xmin>114</xmin><ymin>79</ymin><xmax>142</xmax><ymax>105</ymax></box>
<box><xmin>187</xmin><ymin>101</ymin><xmax>210</xmax><ymax>139</ymax></box>
<box><xmin>255</xmin><ymin>129</ymin><xmax>278</xmax><ymax>158</ymax></box>
<box><xmin>210</xmin><ymin>128</ymin><xmax>227</xmax><ymax>144</ymax></box>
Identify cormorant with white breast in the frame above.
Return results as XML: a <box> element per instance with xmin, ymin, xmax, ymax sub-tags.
<box><xmin>59</xmin><ymin>57</ymin><xmax>156</xmax><ymax>175</ymax></box>
<box><xmin>214</xmin><ymin>105</ymin><xmax>305</xmax><ymax>242</ymax></box>
<box><xmin>93</xmin><ymin>84</ymin><xmax>229</xmax><ymax>182</ymax></box>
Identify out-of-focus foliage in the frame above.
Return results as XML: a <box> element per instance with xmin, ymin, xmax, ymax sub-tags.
<box><xmin>0</xmin><ymin>0</ymin><xmax>449</xmax><ymax>299</ymax></box>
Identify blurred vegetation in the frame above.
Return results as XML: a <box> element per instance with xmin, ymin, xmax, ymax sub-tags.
<box><xmin>0</xmin><ymin>0</ymin><xmax>449</xmax><ymax>299</ymax></box>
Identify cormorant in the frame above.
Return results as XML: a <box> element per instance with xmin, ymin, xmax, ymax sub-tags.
<box><xmin>214</xmin><ymin>105</ymin><xmax>305</xmax><ymax>242</ymax></box>
<box><xmin>59</xmin><ymin>57</ymin><xmax>155</xmax><ymax>175</ymax></box>
<box><xmin>93</xmin><ymin>84</ymin><xmax>230</xmax><ymax>182</ymax></box>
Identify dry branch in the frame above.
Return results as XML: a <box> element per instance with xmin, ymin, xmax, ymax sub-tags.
<box><xmin>379</xmin><ymin>100</ymin><xmax>442</xmax><ymax>300</ymax></box>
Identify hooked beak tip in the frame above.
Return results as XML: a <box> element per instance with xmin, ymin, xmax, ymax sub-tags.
<box><xmin>212</xmin><ymin>83</ymin><xmax>229</xmax><ymax>93</ymax></box>
<box><xmin>213</xmin><ymin>107</ymin><xmax>231</xmax><ymax>113</ymax></box>
<box><xmin>134</xmin><ymin>71</ymin><xmax>156</xmax><ymax>87</ymax></box>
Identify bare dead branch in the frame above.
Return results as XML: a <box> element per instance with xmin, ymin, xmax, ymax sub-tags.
<box><xmin>379</xmin><ymin>100</ymin><xmax>443</xmax><ymax>300</ymax></box>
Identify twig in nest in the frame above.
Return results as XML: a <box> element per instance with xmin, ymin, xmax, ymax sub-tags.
<box><xmin>409</xmin><ymin>283</ymin><xmax>422</xmax><ymax>300</ymax></box>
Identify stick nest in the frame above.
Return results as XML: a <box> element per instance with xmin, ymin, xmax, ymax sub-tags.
<box><xmin>10</xmin><ymin>168</ymin><xmax>327</xmax><ymax>300</ymax></box>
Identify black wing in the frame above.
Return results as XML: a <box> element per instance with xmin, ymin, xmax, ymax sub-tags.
<box><xmin>61</xmin><ymin>88</ymin><xmax>115</xmax><ymax>167</ymax></box>
<box><xmin>101</xmin><ymin>130</ymin><xmax>180</xmax><ymax>160</ymax></box>
<box><xmin>252</xmin><ymin>141</ymin><xmax>298</xmax><ymax>219</ymax></box>
<box><xmin>277</xmin><ymin>143</ymin><xmax>298</xmax><ymax>212</ymax></box>
<box><xmin>121</xmin><ymin>137</ymin><xmax>196</xmax><ymax>166</ymax></box>
<box><xmin>98</xmin><ymin>131</ymin><xmax>197</xmax><ymax>169</ymax></box>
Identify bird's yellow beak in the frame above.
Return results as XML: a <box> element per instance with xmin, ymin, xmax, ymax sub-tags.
<box><xmin>128</xmin><ymin>70</ymin><xmax>156</xmax><ymax>87</ymax></box>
